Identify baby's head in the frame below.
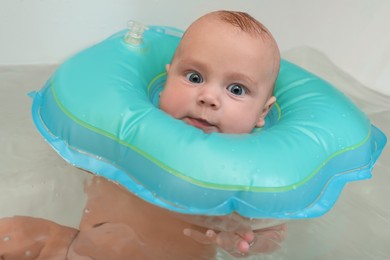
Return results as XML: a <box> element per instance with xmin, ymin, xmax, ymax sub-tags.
<box><xmin>159</xmin><ymin>10</ymin><xmax>280</xmax><ymax>134</ymax></box>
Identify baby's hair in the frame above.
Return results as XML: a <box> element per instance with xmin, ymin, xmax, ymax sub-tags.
<box><xmin>212</xmin><ymin>10</ymin><xmax>269</xmax><ymax>38</ymax></box>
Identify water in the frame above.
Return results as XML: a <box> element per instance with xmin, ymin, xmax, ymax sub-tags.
<box><xmin>0</xmin><ymin>65</ymin><xmax>89</xmax><ymax>227</ymax></box>
<box><xmin>1</xmin><ymin>48</ymin><xmax>390</xmax><ymax>259</ymax></box>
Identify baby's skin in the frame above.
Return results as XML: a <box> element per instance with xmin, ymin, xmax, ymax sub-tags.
<box><xmin>183</xmin><ymin>215</ymin><xmax>287</xmax><ymax>257</ymax></box>
<box><xmin>0</xmin><ymin>175</ymin><xmax>286</xmax><ymax>259</ymax></box>
<box><xmin>0</xmin><ymin>176</ymin><xmax>215</xmax><ymax>260</ymax></box>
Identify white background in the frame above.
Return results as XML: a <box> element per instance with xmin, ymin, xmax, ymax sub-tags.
<box><xmin>0</xmin><ymin>0</ymin><xmax>389</xmax><ymax>95</ymax></box>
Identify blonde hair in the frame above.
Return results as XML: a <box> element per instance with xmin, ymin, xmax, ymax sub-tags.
<box><xmin>213</xmin><ymin>10</ymin><xmax>268</xmax><ymax>37</ymax></box>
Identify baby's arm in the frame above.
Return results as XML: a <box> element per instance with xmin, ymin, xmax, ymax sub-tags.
<box><xmin>0</xmin><ymin>216</ymin><xmax>149</xmax><ymax>260</ymax></box>
<box><xmin>184</xmin><ymin>223</ymin><xmax>287</xmax><ymax>258</ymax></box>
<box><xmin>67</xmin><ymin>222</ymin><xmax>150</xmax><ymax>260</ymax></box>
<box><xmin>0</xmin><ymin>216</ymin><xmax>78</xmax><ymax>260</ymax></box>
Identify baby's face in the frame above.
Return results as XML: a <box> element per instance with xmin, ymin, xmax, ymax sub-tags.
<box><xmin>159</xmin><ymin>18</ymin><xmax>278</xmax><ymax>134</ymax></box>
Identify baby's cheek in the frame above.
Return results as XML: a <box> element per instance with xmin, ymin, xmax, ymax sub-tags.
<box><xmin>160</xmin><ymin>101</ymin><xmax>179</xmax><ymax>119</ymax></box>
<box><xmin>223</xmin><ymin>113</ymin><xmax>259</xmax><ymax>134</ymax></box>
<box><xmin>162</xmin><ymin>96</ymin><xmax>190</xmax><ymax>118</ymax></box>
<box><xmin>159</xmin><ymin>92</ymin><xmax>172</xmax><ymax>112</ymax></box>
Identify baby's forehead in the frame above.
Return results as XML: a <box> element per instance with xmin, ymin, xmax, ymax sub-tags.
<box><xmin>177</xmin><ymin>14</ymin><xmax>280</xmax><ymax>78</ymax></box>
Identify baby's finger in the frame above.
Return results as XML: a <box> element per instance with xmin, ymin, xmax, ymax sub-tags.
<box><xmin>215</xmin><ymin>231</ymin><xmax>246</xmax><ymax>256</ymax></box>
<box><xmin>249</xmin><ymin>224</ymin><xmax>288</xmax><ymax>254</ymax></box>
<box><xmin>183</xmin><ymin>228</ymin><xmax>216</xmax><ymax>245</ymax></box>
<box><xmin>233</xmin><ymin>228</ymin><xmax>255</xmax><ymax>243</ymax></box>
<box><xmin>223</xmin><ymin>228</ymin><xmax>255</xmax><ymax>254</ymax></box>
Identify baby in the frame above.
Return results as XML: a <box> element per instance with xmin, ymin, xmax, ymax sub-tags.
<box><xmin>159</xmin><ymin>10</ymin><xmax>285</xmax><ymax>256</ymax></box>
<box><xmin>0</xmin><ymin>10</ymin><xmax>286</xmax><ymax>259</ymax></box>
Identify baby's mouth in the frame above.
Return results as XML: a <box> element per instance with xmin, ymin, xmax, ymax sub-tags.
<box><xmin>183</xmin><ymin>117</ymin><xmax>218</xmax><ymax>133</ymax></box>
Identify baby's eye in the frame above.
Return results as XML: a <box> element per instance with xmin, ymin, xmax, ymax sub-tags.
<box><xmin>227</xmin><ymin>84</ymin><xmax>246</xmax><ymax>96</ymax></box>
<box><xmin>185</xmin><ymin>72</ymin><xmax>203</xmax><ymax>84</ymax></box>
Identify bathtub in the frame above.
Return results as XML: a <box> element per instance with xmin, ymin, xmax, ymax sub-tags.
<box><xmin>1</xmin><ymin>1</ymin><xmax>389</xmax><ymax>259</ymax></box>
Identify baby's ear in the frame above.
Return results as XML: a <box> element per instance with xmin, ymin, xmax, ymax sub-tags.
<box><xmin>256</xmin><ymin>96</ymin><xmax>276</xmax><ymax>127</ymax></box>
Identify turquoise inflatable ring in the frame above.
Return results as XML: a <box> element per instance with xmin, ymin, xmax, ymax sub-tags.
<box><xmin>31</xmin><ymin>25</ymin><xmax>386</xmax><ymax>218</ymax></box>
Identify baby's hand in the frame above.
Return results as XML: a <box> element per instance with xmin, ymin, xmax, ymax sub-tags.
<box><xmin>183</xmin><ymin>223</ymin><xmax>287</xmax><ymax>258</ymax></box>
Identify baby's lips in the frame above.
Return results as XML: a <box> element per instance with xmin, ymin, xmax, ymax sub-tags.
<box><xmin>183</xmin><ymin>117</ymin><xmax>220</xmax><ymax>133</ymax></box>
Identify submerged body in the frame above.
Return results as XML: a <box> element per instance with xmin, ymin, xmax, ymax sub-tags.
<box><xmin>0</xmin><ymin>175</ymin><xmax>286</xmax><ymax>259</ymax></box>
<box><xmin>0</xmin><ymin>176</ymin><xmax>216</xmax><ymax>260</ymax></box>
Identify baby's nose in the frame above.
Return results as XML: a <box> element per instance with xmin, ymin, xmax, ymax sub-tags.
<box><xmin>197</xmin><ymin>87</ymin><xmax>221</xmax><ymax>109</ymax></box>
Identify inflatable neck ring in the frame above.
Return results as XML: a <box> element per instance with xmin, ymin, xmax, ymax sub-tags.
<box><xmin>31</xmin><ymin>23</ymin><xmax>386</xmax><ymax>218</ymax></box>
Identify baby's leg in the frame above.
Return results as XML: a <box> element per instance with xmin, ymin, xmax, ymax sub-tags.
<box><xmin>0</xmin><ymin>216</ymin><xmax>78</xmax><ymax>260</ymax></box>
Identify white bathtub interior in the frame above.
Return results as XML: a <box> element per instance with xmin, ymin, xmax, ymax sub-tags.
<box><xmin>1</xmin><ymin>47</ymin><xmax>389</xmax><ymax>259</ymax></box>
<box><xmin>1</xmin><ymin>1</ymin><xmax>390</xmax><ymax>259</ymax></box>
